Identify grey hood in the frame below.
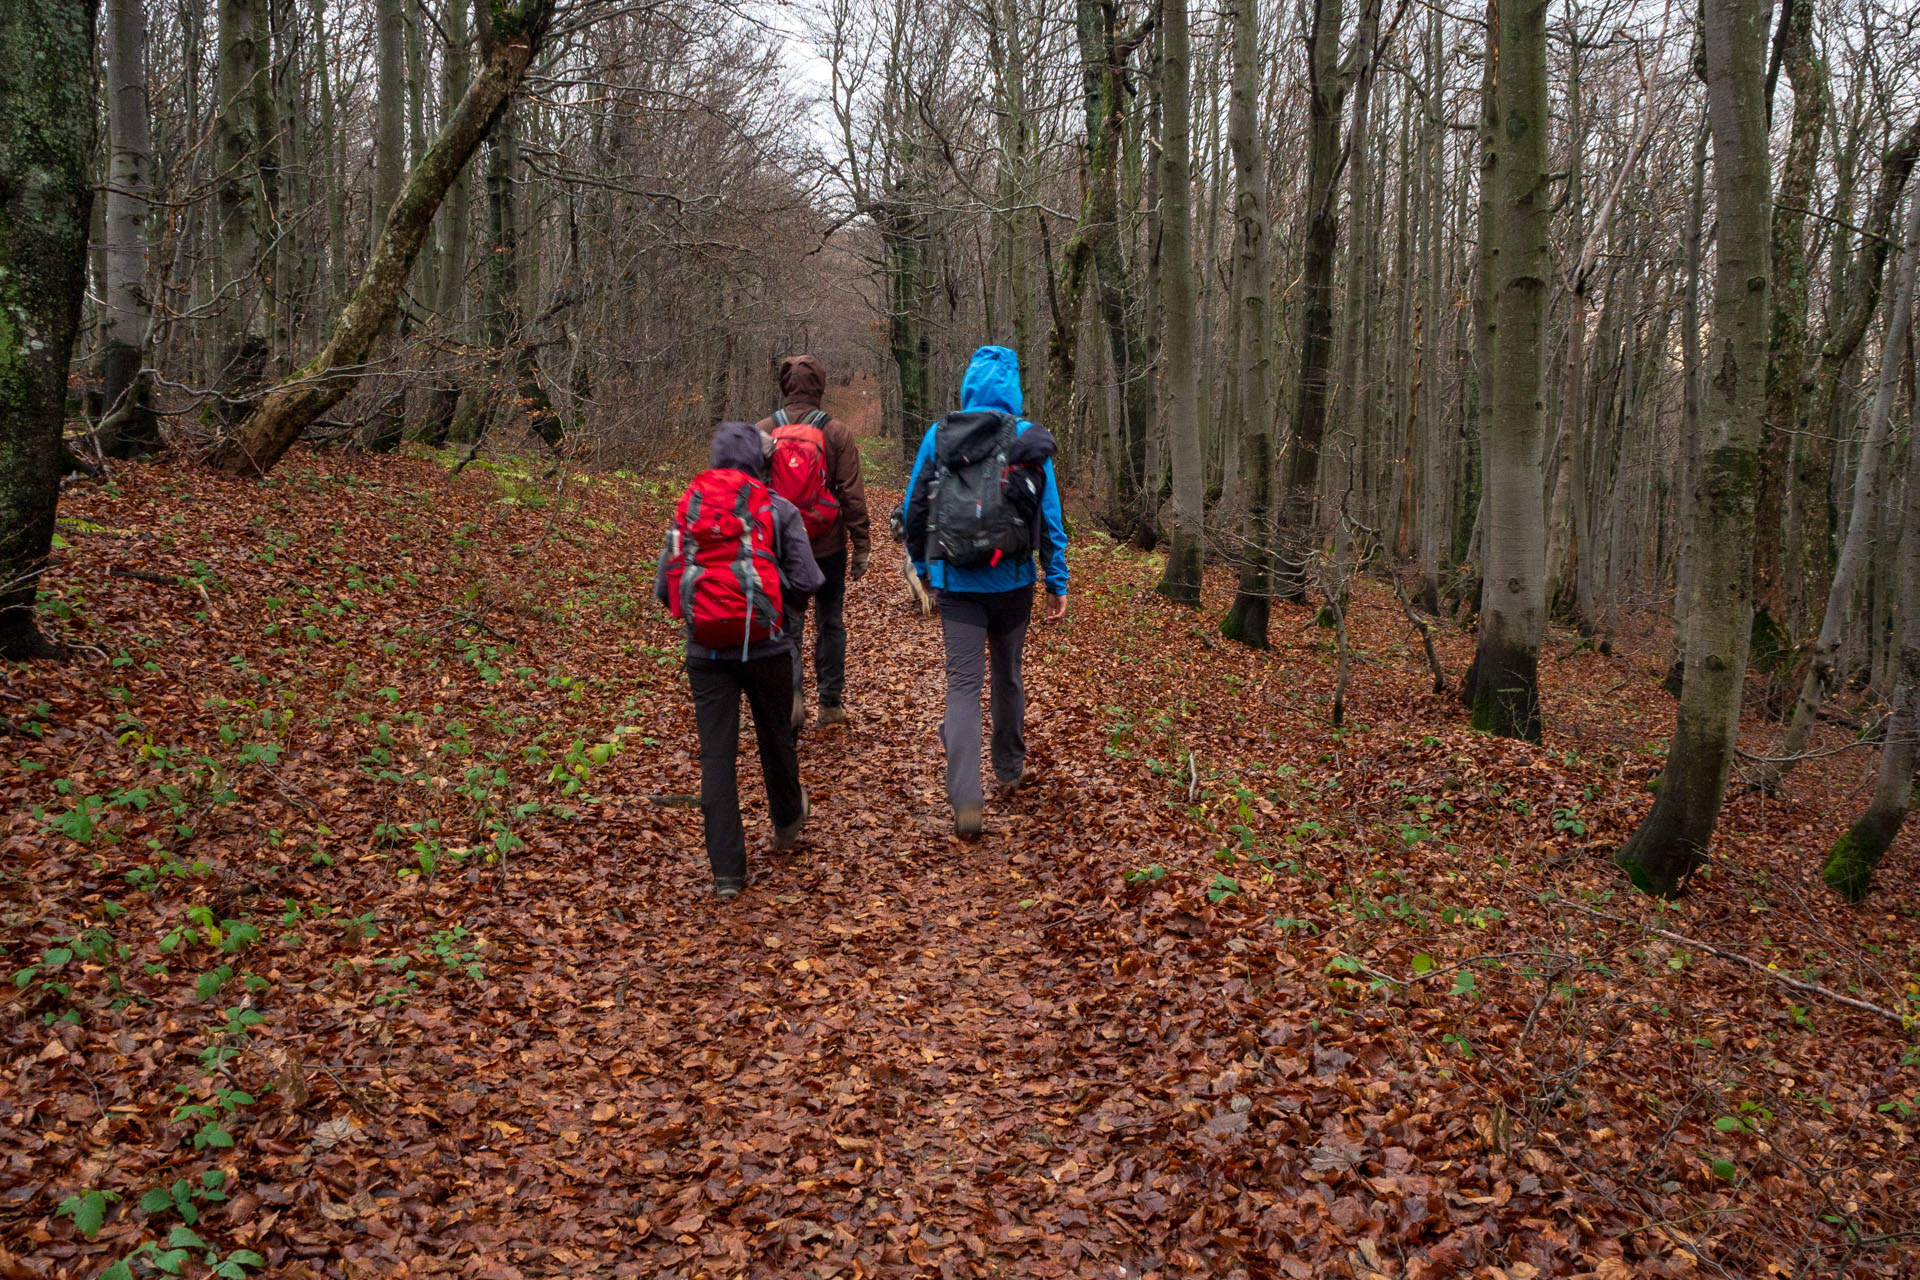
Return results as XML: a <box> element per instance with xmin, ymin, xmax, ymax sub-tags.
<box><xmin>710</xmin><ymin>420</ymin><xmax>770</xmax><ymax>477</ymax></box>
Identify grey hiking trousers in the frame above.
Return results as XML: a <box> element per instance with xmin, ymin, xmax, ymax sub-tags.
<box><xmin>936</xmin><ymin>586</ymin><xmax>1032</xmax><ymax>811</ymax></box>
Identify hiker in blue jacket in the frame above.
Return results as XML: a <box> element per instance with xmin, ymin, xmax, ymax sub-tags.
<box><xmin>904</xmin><ymin>345</ymin><xmax>1069</xmax><ymax>838</ymax></box>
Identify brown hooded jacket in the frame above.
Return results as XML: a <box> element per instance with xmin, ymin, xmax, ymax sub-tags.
<box><xmin>753</xmin><ymin>354</ymin><xmax>870</xmax><ymax>559</ymax></box>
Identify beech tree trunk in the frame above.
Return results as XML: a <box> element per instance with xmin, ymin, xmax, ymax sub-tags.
<box><xmin>1465</xmin><ymin>0</ymin><xmax>1548</xmax><ymax>742</ymax></box>
<box><xmin>101</xmin><ymin>0</ymin><xmax>157</xmax><ymax>457</ymax></box>
<box><xmin>1153</xmin><ymin>0</ymin><xmax>1204</xmax><ymax>606</ymax></box>
<box><xmin>1274</xmin><ymin>0</ymin><xmax>1357</xmax><ymax>602</ymax></box>
<box><xmin>1219</xmin><ymin>0</ymin><xmax>1276</xmax><ymax>646</ymax></box>
<box><xmin>212</xmin><ymin>0</ymin><xmax>278</xmax><ymax>415</ymax></box>
<box><xmin>1668</xmin><ymin>112</ymin><xmax>1709</xmax><ymax>696</ymax></box>
<box><xmin>1821</xmin><ymin>387</ymin><xmax>1920</xmax><ymax>900</ymax></box>
<box><xmin>207</xmin><ymin>0</ymin><xmax>555</xmax><ymax>477</ymax></box>
<box><xmin>0</xmin><ymin>0</ymin><xmax>97</xmax><ymax>659</ymax></box>
<box><xmin>1762</xmin><ymin>185</ymin><xmax>1920</xmax><ymax>791</ymax></box>
<box><xmin>420</xmin><ymin>0</ymin><xmax>473</xmax><ymax>447</ymax></box>
<box><xmin>361</xmin><ymin>0</ymin><xmax>410</xmax><ymax>453</ymax></box>
<box><xmin>1616</xmin><ymin>0</ymin><xmax>1770</xmax><ymax>898</ymax></box>
<box><xmin>1751</xmin><ymin>0</ymin><xmax>1825</xmax><ymax>657</ymax></box>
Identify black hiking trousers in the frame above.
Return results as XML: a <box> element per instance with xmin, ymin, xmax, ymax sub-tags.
<box><xmin>784</xmin><ymin>549</ymin><xmax>849</xmax><ymax>710</ymax></box>
<box><xmin>687</xmin><ymin>650</ymin><xmax>804</xmax><ymax>885</ymax></box>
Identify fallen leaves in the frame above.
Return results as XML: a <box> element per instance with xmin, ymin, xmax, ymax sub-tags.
<box><xmin>0</xmin><ymin>445</ymin><xmax>1915</xmax><ymax>1279</ymax></box>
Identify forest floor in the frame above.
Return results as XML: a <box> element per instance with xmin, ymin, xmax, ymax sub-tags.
<box><xmin>3</xmin><ymin>401</ymin><xmax>1918</xmax><ymax>1279</ymax></box>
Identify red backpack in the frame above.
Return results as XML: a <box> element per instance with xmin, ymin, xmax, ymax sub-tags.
<box><xmin>665</xmin><ymin>470</ymin><xmax>785</xmax><ymax>655</ymax></box>
<box><xmin>768</xmin><ymin>410</ymin><xmax>841</xmax><ymax>540</ymax></box>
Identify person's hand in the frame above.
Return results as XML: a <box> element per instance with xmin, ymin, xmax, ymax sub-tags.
<box><xmin>849</xmin><ymin>548</ymin><xmax>870</xmax><ymax>582</ymax></box>
<box><xmin>1044</xmin><ymin>592</ymin><xmax>1067</xmax><ymax>623</ymax></box>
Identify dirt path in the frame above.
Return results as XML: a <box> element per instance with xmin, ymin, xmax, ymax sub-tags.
<box><xmin>4</xmin><ymin>452</ymin><xmax>1915</xmax><ymax>1280</ymax></box>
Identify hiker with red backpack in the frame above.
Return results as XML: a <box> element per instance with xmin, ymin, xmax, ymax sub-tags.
<box><xmin>655</xmin><ymin>421</ymin><xmax>824</xmax><ymax>898</ymax></box>
<box><xmin>755</xmin><ymin>355</ymin><xmax>870</xmax><ymax>731</ymax></box>
<box><xmin>904</xmin><ymin>345</ymin><xmax>1069</xmax><ymax>839</ymax></box>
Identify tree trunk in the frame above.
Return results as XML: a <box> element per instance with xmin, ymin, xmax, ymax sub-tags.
<box><xmin>1220</xmin><ymin>0</ymin><xmax>1275</xmax><ymax>647</ymax></box>
<box><xmin>1761</xmin><ymin>183</ymin><xmax>1920</xmax><ymax>791</ymax></box>
<box><xmin>1464</xmin><ymin>0</ymin><xmax>1548</xmax><ymax>742</ymax></box>
<box><xmin>206</xmin><ymin>0</ymin><xmax>555</xmax><ymax>477</ymax></box>
<box><xmin>100</xmin><ymin>0</ymin><xmax>157</xmax><ymax>457</ymax></box>
<box><xmin>1821</xmin><ymin>325</ymin><xmax>1920</xmax><ymax>901</ymax></box>
<box><xmin>0</xmin><ymin>0</ymin><xmax>97</xmax><ymax>659</ymax></box>
<box><xmin>1327</xmin><ymin>0</ymin><xmax>1381</xmax><ymax>603</ymax></box>
<box><xmin>1153</xmin><ymin>0</ymin><xmax>1203</xmax><ymax>607</ymax></box>
<box><xmin>1616</xmin><ymin>0</ymin><xmax>1770</xmax><ymax>898</ymax></box>
<box><xmin>361</xmin><ymin>0</ymin><xmax>411</xmax><ymax>454</ymax></box>
<box><xmin>1667</xmin><ymin>112</ymin><xmax>1709</xmax><ymax>696</ymax></box>
<box><xmin>212</xmin><ymin>0</ymin><xmax>276</xmax><ymax>419</ymax></box>
<box><xmin>1274</xmin><ymin>0</ymin><xmax>1359</xmax><ymax>602</ymax></box>
<box><xmin>419</xmin><ymin>0</ymin><xmax>473</xmax><ymax>447</ymax></box>
<box><xmin>1415</xmin><ymin>1</ymin><xmax>1447</xmax><ymax>612</ymax></box>
<box><xmin>310</xmin><ymin>0</ymin><xmax>348</xmax><ymax>310</ymax></box>
<box><xmin>1751</xmin><ymin>0</ymin><xmax>1825</xmax><ymax>663</ymax></box>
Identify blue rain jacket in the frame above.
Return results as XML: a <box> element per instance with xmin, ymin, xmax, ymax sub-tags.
<box><xmin>905</xmin><ymin>346</ymin><xmax>1070</xmax><ymax>596</ymax></box>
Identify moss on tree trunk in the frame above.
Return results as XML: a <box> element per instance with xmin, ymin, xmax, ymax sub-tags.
<box><xmin>0</xmin><ymin>0</ymin><xmax>98</xmax><ymax>660</ymax></box>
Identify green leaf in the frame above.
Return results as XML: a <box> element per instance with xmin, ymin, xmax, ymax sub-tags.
<box><xmin>1411</xmin><ymin>953</ymin><xmax>1436</xmax><ymax>975</ymax></box>
<box><xmin>139</xmin><ymin>1187</ymin><xmax>173</xmax><ymax>1213</ymax></box>
<box><xmin>229</xmin><ymin>1251</ymin><xmax>265</xmax><ymax>1268</ymax></box>
<box><xmin>101</xmin><ymin>1260</ymin><xmax>136</xmax><ymax>1280</ymax></box>
<box><xmin>65</xmin><ymin>1190</ymin><xmax>109</xmax><ymax>1239</ymax></box>
<box><xmin>1326</xmin><ymin>955</ymin><xmax>1363</xmax><ymax>975</ymax></box>
<box><xmin>1714</xmin><ymin>1116</ymin><xmax>1744</xmax><ymax>1133</ymax></box>
<box><xmin>167</xmin><ymin>1226</ymin><xmax>206</xmax><ymax>1248</ymax></box>
<box><xmin>44</xmin><ymin>947</ymin><xmax>74</xmax><ymax>968</ymax></box>
<box><xmin>1711</xmin><ymin>1159</ymin><xmax>1738</xmax><ymax>1181</ymax></box>
<box><xmin>1451</xmin><ymin>971</ymin><xmax>1477</xmax><ymax>996</ymax></box>
<box><xmin>199</xmin><ymin>1124</ymin><xmax>234</xmax><ymax>1149</ymax></box>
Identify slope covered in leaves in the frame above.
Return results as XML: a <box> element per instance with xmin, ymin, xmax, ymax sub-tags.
<box><xmin>2</xmin><ymin>436</ymin><xmax>1917</xmax><ymax>1279</ymax></box>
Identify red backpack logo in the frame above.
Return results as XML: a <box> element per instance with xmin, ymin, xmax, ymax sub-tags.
<box><xmin>665</xmin><ymin>470</ymin><xmax>785</xmax><ymax>655</ymax></box>
<box><xmin>769</xmin><ymin>410</ymin><xmax>841</xmax><ymax>540</ymax></box>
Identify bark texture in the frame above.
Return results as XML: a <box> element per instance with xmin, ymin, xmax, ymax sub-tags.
<box><xmin>0</xmin><ymin>0</ymin><xmax>97</xmax><ymax>659</ymax></box>
<box><xmin>1219</xmin><ymin>0</ymin><xmax>1275</xmax><ymax>647</ymax></box>
<box><xmin>1153</xmin><ymin>0</ymin><xmax>1204</xmax><ymax>607</ymax></box>
<box><xmin>1763</xmin><ymin>184</ymin><xmax>1920</xmax><ymax>790</ymax></box>
<box><xmin>1821</xmin><ymin>299</ymin><xmax>1920</xmax><ymax>901</ymax></box>
<box><xmin>101</xmin><ymin>0</ymin><xmax>158</xmax><ymax>456</ymax></box>
<box><xmin>1466</xmin><ymin>0</ymin><xmax>1548</xmax><ymax>742</ymax></box>
<box><xmin>1616</xmin><ymin>0</ymin><xmax>1770</xmax><ymax>897</ymax></box>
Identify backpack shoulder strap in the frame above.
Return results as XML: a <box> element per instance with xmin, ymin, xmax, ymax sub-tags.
<box><xmin>803</xmin><ymin>410</ymin><xmax>830</xmax><ymax>427</ymax></box>
<box><xmin>773</xmin><ymin>409</ymin><xmax>790</xmax><ymax>428</ymax></box>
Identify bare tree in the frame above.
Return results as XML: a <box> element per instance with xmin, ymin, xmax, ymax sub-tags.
<box><xmin>207</xmin><ymin>0</ymin><xmax>557</xmax><ymax>476</ymax></box>
<box><xmin>1463</xmin><ymin>0</ymin><xmax>1548</xmax><ymax>742</ymax></box>
<box><xmin>1616</xmin><ymin>0</ymin><xmax>1771</xmax><ymax>898</ymax></box>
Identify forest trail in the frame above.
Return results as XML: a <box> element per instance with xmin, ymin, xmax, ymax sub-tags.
<box><xmin>3</xmin><ymin>443</ymin><xmax>1917</xmax><ymax>1279</ymax></box>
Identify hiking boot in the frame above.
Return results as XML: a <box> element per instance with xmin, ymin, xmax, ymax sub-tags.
<box><xmin>790</xmin><ymin>692</ymin><xmax>806</xmax><ymax>734</ymax></box>
<box><xmin>995</xmin><ymin>767</ymin><xmax>1025</xmax><ymax>797</ymax></box>
<box><xmin>714</xmin><ymin>877</ymin><xmax>743</xmax><ymax>899</ymax></box>
<box><xmin>953</xmin><ymin>803</ymin><xmax>984</xmax><ymax>840</ymax></box>
<box><xmin>773</xmin><ymin>794</ymin><xmax>810</xmax><ymax>850</ymax></box>
<box><xmin>816</xmin><ymin>703</ymin><xmax>847</xmax><ymax>727</ymax></box>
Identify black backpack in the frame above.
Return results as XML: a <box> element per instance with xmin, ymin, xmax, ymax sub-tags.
<box><xmin>927</xmin><ymin>411</ymin><xmax>1043</xmax><ymax>568</ymax></box>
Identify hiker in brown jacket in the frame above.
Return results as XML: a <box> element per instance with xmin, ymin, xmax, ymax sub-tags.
<box><xmin>755</xmin><ymin>354</ymin><xmax>871</xmax><ymax>729</ymax></box>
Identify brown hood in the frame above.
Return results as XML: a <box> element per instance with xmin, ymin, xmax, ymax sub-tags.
<box><xmin>777</xmin><ymin>354</ymin><xmax>827</xmax><ymax>412</ymax></box>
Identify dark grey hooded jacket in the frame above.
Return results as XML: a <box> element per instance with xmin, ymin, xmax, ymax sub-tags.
<box><xmin>654</xmin><ymin>421</ymin><xmax>824</xmax><ymax>660</ymax></box>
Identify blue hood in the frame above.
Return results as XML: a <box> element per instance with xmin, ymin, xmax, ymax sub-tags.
<box><xmin>959</xmin><ymin>345</ymin><xmax>1024</xmax><ymax>416</ymax></box>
